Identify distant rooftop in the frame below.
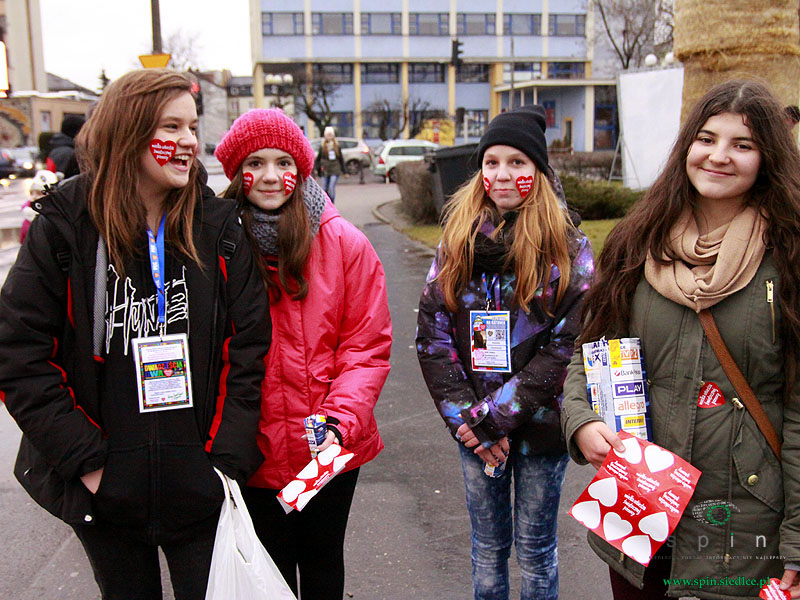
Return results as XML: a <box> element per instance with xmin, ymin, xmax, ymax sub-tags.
<box><xmin>46</xmin><ymin>73</ymin><xmax>98</xmax><ymax>96</ymax></box>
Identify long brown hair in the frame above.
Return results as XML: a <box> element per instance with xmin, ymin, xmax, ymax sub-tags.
<box><xmin>221</xmin><ymin>171</ymin><xmax>313</xmax><ymax>301</ymax></box>
<box><xmin>580</xmin><ymin>79</ymin><xmax>800</xmax><ymax>389</ymax></box>
<box><xmin>76</xmin><ymin>69</ymin><xmax>201</xmax><ymax>271</ymax></box>
<box><xmin>436</xmin><ymin>168</ymin><xmax>574</xmax><ymax>313</ymax></box>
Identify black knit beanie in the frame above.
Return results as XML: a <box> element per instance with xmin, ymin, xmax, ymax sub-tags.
<box><xmin>477</xmin><ymin>105</ymin><xmax>548</xmax><ymax>174</ymax></box>
<box><xmin>61</xmin><ymin>114</ymin><xmax>85</xmax><ymax>139</ymax></box>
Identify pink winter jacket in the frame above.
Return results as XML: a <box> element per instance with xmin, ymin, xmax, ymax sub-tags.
<box><xmin>248</xmin><ymin>201</ymin><xmax>392</xmax><ymax>490</ymax></box>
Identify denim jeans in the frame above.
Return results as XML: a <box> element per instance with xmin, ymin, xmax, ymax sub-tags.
<box><xmin>459</xmin><ymin>444</ymin><xmax>569</xmax><ymax>600</ymax></box>
<box><xmin>322</xmin><ymin>174</ymin><xmax>339</xmax><ymax>202</ymax></box>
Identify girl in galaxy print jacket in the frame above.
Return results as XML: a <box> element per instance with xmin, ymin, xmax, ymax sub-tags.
<box><xmin>416</xmin><ymin>105</ymin><xmax>594</xmax><ymax>600</ymax></box>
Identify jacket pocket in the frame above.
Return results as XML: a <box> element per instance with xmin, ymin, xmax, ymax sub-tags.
<box><xmin>157</xmin><ymin>443</ymin><xmax>224</xmax><ymax>533</ymax></box>
<box><xmin>93</xmin><ymin>447</ymin><xmax>149</xmax><ymax>527</ymax></box>
<box><xmin>732</xmin><ymin>416</ymin><xmax>783</xmax><ymax>513</ymax></box>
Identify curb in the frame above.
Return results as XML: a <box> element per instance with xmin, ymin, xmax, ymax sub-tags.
<box><xmin>372</xmin><ymin>201</ymin><xmax>394</xmax><ymax>226</ymax></box>
<box><xmin>373</xmin><ymin>200</ymin><xmax>436</xmax><ymax>257</ymax></box>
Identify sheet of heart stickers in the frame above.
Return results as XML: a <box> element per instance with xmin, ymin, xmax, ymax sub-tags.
<box><xmin>760</xmin><ymin>578</ymin><xmax>791</xmax><ymax>600</ymax></box>
<box><xmin>277</xmin><ymin>444</ymin><xmax>355</xmax><ymax>513</ymax></box>
<box><xmin>569</xmin><ymin>431</ymin><xmax>701</xmax><ymax>566</ymax></box>
<box><xmin>150</xmin><ymin>139</ymin><xmax>176</xmax><ymax>166</ymax></box>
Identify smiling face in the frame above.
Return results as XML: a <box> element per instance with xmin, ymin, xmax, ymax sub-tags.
<box><xmin>481</xmin><ymin>144</ymin><xmax>538</xmax><ymax>215</ymax></box>
<box><xmin>242</xmin><ymin>148</ymin><xmax>298</xmax><ymax>211</ymax></box>
<box><xmin>139</xmin><ymin>92</ymin><xmax>198</xmax><ymax>202</ymax></box>
<box><xmin>686</xmin><ymin>112</ymin><xmax>761</xmax><ymax>211</ymax></box>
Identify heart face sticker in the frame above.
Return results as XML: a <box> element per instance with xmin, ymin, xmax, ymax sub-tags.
<box><xmin>614</xmin><ymin>436</ymin><xmax>643</xmax><ymax>464</ymax></box>
<box><xmin>588</xmin><ymin>477</ymin><xmax>618</xmax><ymax>507</ymax></box>
<box><xmin>644</xmin><ymin>445</ymin><xmax>674</xmax><ymax>473</ymax></box>
<box><xmin>280</xmin><ymin>479</ymin><xmax>306</xmax><ymax>503</ymax></box>
<box><xmin>697</xmin><ymin>381</ymin><xmax>725</xmax><ymax>408</ymax></box>
<box><xmin>296</xmin><ymin>460</ymin><xmax>319</xmax><ymax>479</ymax></box>
<box><xmin>638</xmin><ymin>511</ymin><xmax>669</xmax><ymax>542</ymax></box>
<box><xmin>760</xmin><ymin>578</ymin><xmax>791</xmax><ymax>600</ymax></box>
<box><xmin>515</xmin><ymin>175</ymin><xmax>534</xmax><ymax>197</ymax></box>
<box><xmin>149</xmin><ymin>139</ymin><xmax>176</xmax><ymax>166</ymax></box>
<box><xmin>483</xmin><ymin>176</ymin><xmax>491</xmax><ymax>195</ymax></box>
<box><xmin>603</xmin><ymin>512</ymin><xmax>633</xmax><ymax>541</ymax></box>
<box><xmin>242</xmin><ymin>172</ymin><xmax>254</xmax><ymax>195</ymax></box>
<box><xmin>621</xmin><ymin>534</ymin><xmax>652</xmax><ymax>565</ymax></box>
<box><xmin>571</xmin><ymin>500</ymin><xmax>601</xmax><ymax>530</ymax></box>
<box><xmin>283</xmin><ymin>171</ymin><xmax>297</xmax><ymax>195</ymax></box>
<box><xmin>163</xmin><ymin>369</ymin><xmax>173</xmax><ymax>377</ymax></box>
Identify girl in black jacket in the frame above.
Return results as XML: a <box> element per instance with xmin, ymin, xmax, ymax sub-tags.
<box><xmin>0</xmin><ymin>69</ymin><xmax>270</xmax><ymax>600</ymax></box>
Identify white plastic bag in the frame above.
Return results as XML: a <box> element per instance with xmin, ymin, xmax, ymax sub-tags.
<box><xmin>205</xmin><ymin>468</ymin><xmax>297</xmax><ymax>600</ymax></box>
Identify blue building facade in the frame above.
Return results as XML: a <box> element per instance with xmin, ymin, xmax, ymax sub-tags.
<box><xmin>251</xmin><ymin>0</ymin><xmax>617</xmax><ymax>151</ymax></box>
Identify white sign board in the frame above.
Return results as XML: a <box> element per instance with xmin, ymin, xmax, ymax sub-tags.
<box><xmin>617</xmin><ymin>67</ymin><xmax>684</xmax><ymax>190</ymax></box>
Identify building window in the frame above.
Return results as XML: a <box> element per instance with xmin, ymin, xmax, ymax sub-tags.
<box><xmin>456</xmin><ymin>109</ymin><xmax>489</xmax><ymax>138</ymax></box>
<box><xmin>312</xmin><ymin>12</ymin><xmax>354</xmax><ymax>35</ymax></box>
<box><xmin>503</xmin><ymin>14</ymin><xmax>541</xmax><ymax>35</ymax></box>
<box><xmin>262</xmin><ymin>12</ymin><xmax>304</xmax><ymax>35</ymax></box>
<box><xmin>503</xmin><ymin>62</ymin><xmax>542</xmax><ymax>81</ymax></box>
<box><xmin>328</xmin><ymin>112</ymin><xmax>355</xmax><ymax>137</ymax></box>
<box><xmin>549</xmin><ymin>62</ymin><xmax>585</xmax><ymax>79</ymax></box>
<box><xmin>409</xmin><ymin>63</ymin><xmax>446</xmax><ymax>83</ymax></box>
<box><xmin>361</xmin><ymin>63</ymin><xmax>400</xmax><ymax>84</ymax></box>
<box><xmin>363</xmin><ymin>109</ymin><xmax>401</xmax><ymax>139</ymax></box>
<box><xmin>456</xmin><ymin>64</ymin><xmax>489</xmax><ymax>83</ymax></box>
<box><xmin>457</xmin><ymin>13</ymin><xmax>496</xmax><ymax>35</ymax></box>
<box><xmin>312</xmin><ymin>63</ymin><xmax>354</xmax><ymax>84</ymax></box>
<box><xmin>361</xmin><ymin>13</ymin><xmax>401</xmax><ymax>35</ymax></box>
<box><xmin>548</xmin><ymin>14</ymin><xmax>586</xmax><ymax>36</ymax></box>
<box><xmin>542</xmin><ymin>100</ymin><xmax>556</xmax><ymax>128</ymax></box>
<box><xmin>594</xmin><ymin>85</ymin><xmax>617</xmax><ymax>151</ymax></box>
<box><xmin>409</xmin><ymin>13</ymin><xmax>449</xmax><ymax>36</ymax></box>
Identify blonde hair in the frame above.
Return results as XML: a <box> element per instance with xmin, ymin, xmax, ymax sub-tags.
<box><xmin>76</xmin><ymin>69</ymin><xmax>201</xmax><ymax>273</ymax></box>
<box><xmin>436</xmin><ymin>168</ymin><xmax>574</xmax><ymax>314</ymax></box>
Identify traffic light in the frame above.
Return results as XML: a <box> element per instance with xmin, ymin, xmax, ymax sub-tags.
<box><xmin>451</xmin><ymin>39</ymin><xmax>463</xmax><ymax>67</ymax></box>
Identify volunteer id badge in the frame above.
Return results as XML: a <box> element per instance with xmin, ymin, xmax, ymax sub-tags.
<box><xmin>470</xmin><ymin>311</ymin><xmax>512</xmax><ymax>373</ymax></box>
<box><xmin>132</xmin><ymin>333</ymin><xmax>194</xmax><ymax>412</ymax></box>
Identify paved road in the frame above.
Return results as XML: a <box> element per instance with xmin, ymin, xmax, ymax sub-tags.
<box><xmin>0</xmin><ymin>174</ymin><xmax>612</xmax><ymax>599</ymax></box>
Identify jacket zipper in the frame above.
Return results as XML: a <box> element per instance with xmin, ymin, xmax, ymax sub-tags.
<box><xmin>766</xmin><ymin>280</ymin><xmax>775</xmax><ymax>344</ymax></box>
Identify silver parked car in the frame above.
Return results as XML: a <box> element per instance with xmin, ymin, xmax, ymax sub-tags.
<box><xmin>310</xmin><ymin>137</ymin><xmax>373</xmax><ymax>175</ymax></box>
<box><xmin>372</xmin><ymin>139</ymin><xmax>438</xmax><ymax>182</ymax></box>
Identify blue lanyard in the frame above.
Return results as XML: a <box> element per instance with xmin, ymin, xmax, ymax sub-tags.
<box><xmin>146</xmin><ymin>214</ymin><xmax>167</xmax><ymax>335</ymax></box>
<box><xmin>481</xmin><ymin>273</ymin><xmax>501</xmax><ymax>311</ymax></box>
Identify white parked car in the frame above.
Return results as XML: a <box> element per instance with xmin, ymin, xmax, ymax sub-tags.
<box><xmin>372</xmin><ymin>139</ymin><xmax>438</xmax><ymax>182</ymax></box>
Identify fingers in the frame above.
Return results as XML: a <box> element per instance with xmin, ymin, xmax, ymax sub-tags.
<box><xmin>574</xmin><ymin>421</ymin><xmax>620</xmax><ymax>470</ymax></box>
<box><xmin>780</xmin><ymin>568</ymin><xmax>799</xmax><ymax>594</ymax></box>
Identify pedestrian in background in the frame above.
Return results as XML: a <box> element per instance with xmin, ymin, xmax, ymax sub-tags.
<box><xmin>316</xmin><ymin>125</ymin><xmax>346</xmax><ymax>202</ymax></box>
<box><xmin>46</xmin><ymin>113</ymin><xmax>85</xmax><ymax>178</ymax></box>
<box><xmin>0</xmin><ymin>69</ymin><xmax>270</xmax><ymax>600</ymax></box>
<box><xmin>416</xmin><ymin>105</ymin><xmax>594</xmax><ymax>600</ymax></box>
<box><xmin>561</xmin><ymin>80</ymin><xmax>800</xmax><ymax>599</ymax></box>
<box><xmin>215</xmin><ymin>108</ymin><xmax>392</xmax><ymax>600</ymax></box>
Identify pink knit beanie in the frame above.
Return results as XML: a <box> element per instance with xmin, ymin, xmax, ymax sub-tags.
<box><xmin>215</xmin><ymin>109</ymin><xmax>316</xmax><ymax>180</ymax></box>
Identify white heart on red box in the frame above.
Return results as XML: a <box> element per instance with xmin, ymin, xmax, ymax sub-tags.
<box><xmin>588</xmin><ymin>477</ymin><xmax>618</xmax><ymax>507</ymax></box>
<box><xmin>644</xmin><ymin>445</ymin><xmax>674</xmax><ymax>473</ymax></box>
<box><xmin>621</xmin><ymin>535</ymin><xmax>652</xmax><ymax>564</ymax></box>
<box><xmin>572</xmin><ymin>500</ymin><xmax>601</xmax><ymax>529</ymax></box>
<box><xmin>613</xmin><ymin>436</ymin><xmax>642</xmax><ymax>464</ymax></box>
<box><xmin>603</xmin><ymin>512</ymin><xmax>632</xmax><ymax>541</ymax></box>
<box><xmin>639</xmin><ymin>511</ymin><xmax>669</xmax><ymax>542</ymax></box>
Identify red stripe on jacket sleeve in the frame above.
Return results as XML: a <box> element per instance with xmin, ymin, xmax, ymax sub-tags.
<box><xmin>218</xmin><ymin>256</ymin><xmax>228</xmax><ymax>282</ymax></box>
<box><xmin>67</xmin><ymin>278</ymin><xmax>75</xmax><ymax>328</ymax></box>
<box><xmin>205</xmin><ymin>336</ymin><xmax>232</xmax><ymax>452</ymax></box>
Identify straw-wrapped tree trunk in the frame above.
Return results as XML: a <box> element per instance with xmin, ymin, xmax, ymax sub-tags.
<box><xmin>674</xmin><ymin>0</ymin><xmax>800</xmax><ymax>121</ymax></box>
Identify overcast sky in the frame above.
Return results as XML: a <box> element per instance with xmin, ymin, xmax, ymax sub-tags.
<box><xmin>39</xmin><ymin>0</ymin><xmax>252</xmax><ymax>92</ymax></box>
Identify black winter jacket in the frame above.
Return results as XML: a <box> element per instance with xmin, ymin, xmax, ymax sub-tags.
<box><xmin>0</xmin><ymin>174</ymin><xmax>270</xmax><ymax>537</ymax></box>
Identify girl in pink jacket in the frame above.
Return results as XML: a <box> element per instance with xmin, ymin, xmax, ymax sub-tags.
<box><xmin>215</xmin><ymin>109</ymin><xmax>392</xmax><ymax>599</ymax></box>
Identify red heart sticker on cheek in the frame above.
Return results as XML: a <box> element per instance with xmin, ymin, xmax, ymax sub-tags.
<box><xmin>283</xmin><ymin>172</ymin><xmax>297</xmax><ymax>195</ymax></box>
<box><xmin>516</xmin><ymin>175</ymin><xmax>534</xmax><ymax>197</ymax></box>
<box><xmin>149</xmin><ymin>139</ymin><xmax>176</xmax><ymax>166</ymax></box>
<box><xmin>242</xmin><ymin>172</ymin><xmax>254</xmax><ymax>195</ymax></box>
<box><xmin>483</xmin><ymin>176</ymin><xmax>491</xmax><ymax>195</ymax></box>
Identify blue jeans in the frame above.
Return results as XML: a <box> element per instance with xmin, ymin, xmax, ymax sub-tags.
<box><xmin>321</xmin><ymin>174</ymin><xmax>339</xmax><ymax>202</ymax></box>
<box><xmin>459</xmin><ymin>444</ymin><xmax>569</xmax><ymax>600</ymax></box>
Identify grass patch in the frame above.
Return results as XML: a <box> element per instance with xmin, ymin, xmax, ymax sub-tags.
<box><xmin>580</xmin><ymin>218</ymin><xmax>620</xmax><ymax>254</ymax></box>
<box><xmin>403</xmin><ymin>224</ymin><xmax>442</xmax><ymax>248</ymax></box>
<box><xmin>401</xmin><ymin>219</ymin><xmax>620</xmax><ymax>254</ymax></box>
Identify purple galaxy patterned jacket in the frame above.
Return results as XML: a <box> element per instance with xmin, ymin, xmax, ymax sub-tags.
<box><xmin>416</xmin><ymin>216</ymin><xmax>594</xmax><ymax>455</ymax></box>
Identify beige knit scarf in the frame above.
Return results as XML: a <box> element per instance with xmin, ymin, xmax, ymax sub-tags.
<box><xmin>644</xmin><ymin>205</ymin><xmax>767</xmax><ymax>312</ymax></box>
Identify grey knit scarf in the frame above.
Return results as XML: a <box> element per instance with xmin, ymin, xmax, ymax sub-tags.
<box><xmin>249</xmin><ymin>177</ymin><xmax>327</xmax><ymax>256</ymax></box>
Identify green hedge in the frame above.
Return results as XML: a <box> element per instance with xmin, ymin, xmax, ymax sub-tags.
<box><xmin>560</xmin><ymin>175</ymin><xmax>643</xmax><ymax>220</ymax></box>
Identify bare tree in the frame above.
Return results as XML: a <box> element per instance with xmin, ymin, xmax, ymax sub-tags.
<box><xmin>596</xmin><ymin>0</ymin><xmax>673</xmax><ymax>69</ymax></box>
<box><xmin>364</xmin><ymin>98</ymin><xmax>446</xmax><ymax>140</ymax></box>
<box><xmin>164</xmin><ymin>29</ymin><xmax>203</xmax><ymax>71</ymax></box>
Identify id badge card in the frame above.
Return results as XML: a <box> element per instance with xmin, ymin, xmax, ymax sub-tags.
<box><xmin>132</xmin><ymin>333</ymin><xmax>194</xmax><ymax>412</ymax></box>
<box><xmin>470</xmin><ymin>310</ymin><xmax>512</xmax><ymax>373</ymax></box>
<box><xmin>328</xmin><ymin>149</ymin><xmax>336</xmax><ymax>160</ymax></box>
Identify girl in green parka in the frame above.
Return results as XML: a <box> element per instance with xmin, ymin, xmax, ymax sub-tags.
<box><xmin>561</xmin><ymin>80</ymin><xmax>800</xmax><ymax>599</ymax></box>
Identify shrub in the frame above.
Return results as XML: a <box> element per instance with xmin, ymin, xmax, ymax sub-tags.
<box><xmin>396</xmin><ymin>161</ymin><xmax>438</xmax><ymax>224</ymax></box>
<box><xmin>550</xmin><ymin>151</ymin><xmax>620</xmax><ymax>181</ymax></box>
<box><xmin>560</xmin><ymin>175</ymin><xmax>643</xmax><ymax>220</ymax></box>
